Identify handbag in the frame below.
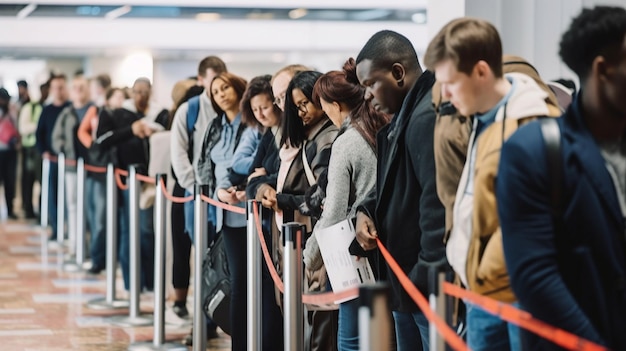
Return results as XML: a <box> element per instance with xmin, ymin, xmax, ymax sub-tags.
<box><xmin>202</xmin><ymin>234</ymin><xmax>232</xmax><ymax>335</ymax></box>
<box><xmin>0</xmin><ymin>116</ymin><xmax>19</xmax><ymax>145</ymax></box>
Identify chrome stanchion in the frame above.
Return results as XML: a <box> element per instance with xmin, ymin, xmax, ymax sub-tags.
<box><xmin>56</xmin><ymin>152</ymin><xmax>66</xmax><ymax>246</ymax></box>
<box><xmin>429</xmin><ymin>266</ymin><xmax>449</xmax><ymax>351</ymax></box>
<box><xmin>247</xmin><ymin>200</ymin><xmax>261</xmax><ymax>351</ymax></box>
<box><xmin>129</xmin><ymin>174</ymin><xmax>186</xmax><ymax>351</ymax></box>
<box><xmin>111</xmin><ymin>165</ymin><xmax>152</xmax><ymax>326</ymax></box>
<box><xmin>40</xmin><ymin>156</ymin><xmax>50</xmax><ymax>229</ymax></box>
<box><xmin>283</xmin><ymin>222</ymin><xmax>304</xmax><ymax>351</ymax></box>
<box><xmin>358</xmin><ymin>283</ymin><xmax>392</xmax><ymax>351</ymax></box>
<box><xmin>87</xmin><ymin>163</ymin><xmax>129</xmax><ymax>310</ymax></box>
<box><xmin>64</xmin><ymin>157</ymin><xmax>85</xmax><ymax>272</ymax></box>
<box><xmin>40</xmin><ymin>156</ymin><xmax>51</xmax><ymax>261</ymax></box>
<box><xmin>192</xmin><ymin>185</ymin><xmax>207</xmax><ymax>351</ymax></box>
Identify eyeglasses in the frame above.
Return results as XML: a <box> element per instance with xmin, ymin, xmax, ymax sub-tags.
<box><xmin>273</xmin><ymin>92</ymin><xmax>286</xmax><ymax>107</ymax></box>
<box><xmin>296</xmin><ymin>100</ymin><xmax>310</xmax><ymax>113</ymax></box>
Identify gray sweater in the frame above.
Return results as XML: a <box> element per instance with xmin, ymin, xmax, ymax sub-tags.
<box><xmin>303</xmin><ymin>126</ymin><xmax>377</xmax><ymax>270</ymax></box>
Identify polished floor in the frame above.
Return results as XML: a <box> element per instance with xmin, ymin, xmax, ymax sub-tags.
<box><xmin>0</xmin><ymin>219</ymin><xmax>231</xmax><ymax>351</ymax></box>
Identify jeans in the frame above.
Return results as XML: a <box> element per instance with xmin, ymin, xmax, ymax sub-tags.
<box><xmin>183</xmin><ymin>190</ymin><xmax>217</xmax><ymax>244</ymax></box>
<box><xmin>47</xmin><ymin>161</ymin><xmax>58</xmax><ymax>238</ymax></box>
<box><xmin>86</xmin><ymin>176</ymin><xmax>107</xmax><ymax>268</ymax></box>
<box><xmin>65</xmin><ymin>172</ymin><xmax>78</xmax><ymax>249</ymax></box>
<box><xmin>466</xmin><ymin>302</ymin><xmax>521</xmax><ymax>351</ymax></box>
<box><xmin>393</xmin><ymin>311</ymin><xmax>429</xmax><ymax>351</ymax></box>
<box><xmin>338</xmin><ymin>298</ymin><xmax>360</xmax><ymax>351</ymax></box>
<box><xmin>118</xmin><ymin>189</ymin><xmax>155</xmax><ymax>291</ymax></box>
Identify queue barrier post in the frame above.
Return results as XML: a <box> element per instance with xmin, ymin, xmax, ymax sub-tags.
<box><xmin>429</xmin><ymin>264</ymin><xmax>452</xmax><ymax>351</ymax></box>
<box><xmin>63</xmin><ymin>157</ymin><xmax>86</xmax><ymax>272</ymax></box>
<box><xmin>247</xmin><ymin>200</ymin><xmax>262</xmax><ymax>351</ymax></box>
<box><xmin>192</xmin><ymin>184</ymin><xmax>208</xmax><ymax>351</ymax></box>
<box><xmin>283</xmin><ymin>222</ymin><xmax>305</xmax><ymax>351</ymax></box>
<box><xmin>40</xmin><ymin>156</ymin><xmax>50</xmax><ymax>230</ymax></box>
<box><xmin>358</xmin><ymin>282</ymin><xmax>392</xmax><ymax>351</ymax></box>
<box><xmin>56</xmin><ymin>152</ymin><xmax>66</xmax><ymax>246</ymax></box>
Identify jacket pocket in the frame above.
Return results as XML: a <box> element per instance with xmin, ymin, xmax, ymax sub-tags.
<box><xmin>472</xmin><ymin>231</ymin><xmax>513</xmax><ymax>299</ymax></box>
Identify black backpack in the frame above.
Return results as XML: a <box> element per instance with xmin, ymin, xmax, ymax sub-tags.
<box><xmin>201</xmin><ymin>233</ymin><xmax>232</xmax><ymax>335</ymax></box>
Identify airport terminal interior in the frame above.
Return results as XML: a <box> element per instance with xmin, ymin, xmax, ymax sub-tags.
<box><xmin>1</xmin><ymin>0</ymin><xmax>625</xmax><ymax>350</ymax></box>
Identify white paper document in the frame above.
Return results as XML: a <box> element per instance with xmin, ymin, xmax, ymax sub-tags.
<box><xmin>315</xmin><ymin>218</ymin><xmax>375</xmax><ymax>303</ymax></box>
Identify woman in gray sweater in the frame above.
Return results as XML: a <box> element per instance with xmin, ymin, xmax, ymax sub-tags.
<box><xmin>306</xmin><ymin>58</ymin><xmax>390</xmax><ymax>351</ymax></box>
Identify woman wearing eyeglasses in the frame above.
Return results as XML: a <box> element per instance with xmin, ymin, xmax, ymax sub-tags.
<box><xmin>268</xmin><ymin>70</ymin><xmax>340</xmax><ymax>351</ymax></box>
<box><xmin>308</xmin><ymin>58</ymin><xmax>391</xmax><ymax>351</ymax></box>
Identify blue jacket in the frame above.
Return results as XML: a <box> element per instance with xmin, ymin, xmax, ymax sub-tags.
<box><xmin>497</xmin><ymin>93</ymin><xmax>626</xmax><ymax>350</ymax></box>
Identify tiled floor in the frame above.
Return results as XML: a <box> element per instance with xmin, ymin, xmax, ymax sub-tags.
<box><xmin>0</xmin><ymin>220</ymin><xmax>231</xmax><ymax>351</ymax></box>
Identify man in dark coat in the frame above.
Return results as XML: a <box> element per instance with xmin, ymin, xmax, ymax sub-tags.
<box><xmin>497</xmin><ymin>6</ymin><xmax>626</xmax><ymax>350</ymax></box>
<box><xmin>354</xmin><ymin>30</ymin><xmax>447</xmax><ymax>351</ymax></box>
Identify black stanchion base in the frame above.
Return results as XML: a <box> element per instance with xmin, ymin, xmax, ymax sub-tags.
<box><xmin>127</xmin><ymin>342</ymin><xmax>188</xmax><ymax>351</ymax></box>
<box><xmin>86</xmin><ymin>297</ymin><xmax>130</xmax><ymax>310</ymax></box>
<box><xmin>110</xmin><ymin>314</ymin><xmax>153</xmax><ymax>327</ymax></box>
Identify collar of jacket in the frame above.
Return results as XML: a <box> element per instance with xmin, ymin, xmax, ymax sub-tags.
<box><xmin>563</xmin><ymin>91</ymin><xmax>624</xmax><ymax>229</ymax></box>
<box><xmin>387</xmin><ymin>70</ymin><xmax>436</xmax><ymax>144</ymax></box>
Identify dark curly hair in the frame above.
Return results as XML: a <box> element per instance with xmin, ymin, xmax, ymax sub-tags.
<box><xmin>559</xmin><ymin>6</ymin><xmax>626</xmax><ymax>82</ymax></box>
<box><xmin>356</xmin><ymin>30</ymin><xmax>420</xmax><ymax>72</ymax></box>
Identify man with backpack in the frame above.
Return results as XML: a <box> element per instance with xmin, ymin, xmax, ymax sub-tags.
<box><xmin>170</xmin><ymin>55</ymin><xmax>227</xmax><ymax>345</ymax></box>
<box><xmin>497</xmin><ymin>6</ymin><xmax>626</xmax><ymax>349</ymax></box>
<box><xmin>424</xmin><ymin>18</ymin><xmax>561</xmax><ymax>350</ymax></box>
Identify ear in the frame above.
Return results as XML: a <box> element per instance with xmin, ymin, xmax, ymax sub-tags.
<box><xmin>593</xmin><ymin>56</ymin><xmax>610</xmax><ymax>82</ymax></box>
<box><xmin>391</xmin><ymin>63</ymin><xmax>407</xmax><ymax>87</ymax></box>
<box><xmin>332</xmin><ymin>101</ymin><xmax>341</xmax><ymax>112</ymax></box>
<box><xmin>474</xmin><ymin>60</ymin><xmax>491</xmax><ymax>79</ymax></box>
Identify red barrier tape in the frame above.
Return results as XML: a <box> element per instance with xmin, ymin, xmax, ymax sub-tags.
<box><xmin>136</xmin><ymin>173</ymin><xmax>156</xmax><ymax>184</ymax></box>
<box><xmin>251</xmin><ymin>202</ymin><xmax>359</xmax><ymax>306</ymax></box>
<box><xmin>114</xmin><ymin>169</ymin><xmax>129</xmax><ymax>190</ymax></box>
<box><xmin>442</xmin><ymin>283</ymin><xmax>607</xmax><ymax>351</ymax></box>
<box><xmin>376</xmin><ymin>238</ymin><xmax>468</xmax><ymax>351</ymax></box>
<box><xmin>84</xmin><ymin>164</ymin><xmax>107</xmax><ymax>173</ymax></box>
<box><xmin>159</xmin><ymin>179</ymin><xmax>193</xmax><ymax>204</ymax></box>
<box><xmin>200</xmin><ymin>194</ymin><xmax>246</xmax><ymax>215</ymax></box>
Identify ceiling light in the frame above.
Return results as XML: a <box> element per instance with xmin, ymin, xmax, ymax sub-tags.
<box><xmin>105</xmin><ymin>5</ymin><xmax>131</xmax><ymax>20</ymax></box>
<box><xmin>195</xmin><ymin>12</ymin><xmax>221</xmax><ymax>21</ymax></box>
<box><xmin>246</xmin><ymin>12</ymin><xmax>274</xmax><ymax>20</ymax></box>
<box><xmin>17</xmin><ymin>3</ymin><xmax>37</xmax><ymax>19</ymax></box>
<box><xmin>289</xmin><ymin>8</ymin><xmax>308</xmax><ymax>19</ymax></box>
<box><xmin>411</xmin><ymin>12</ymin><xmax>427</xmax><ymax>24</ymax></box>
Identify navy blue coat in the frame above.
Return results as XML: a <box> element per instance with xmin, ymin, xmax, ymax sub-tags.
<box><xmin>497</xmin><ymin>93</ymin><xmax>626</xmax><ymax>350</ymax></box>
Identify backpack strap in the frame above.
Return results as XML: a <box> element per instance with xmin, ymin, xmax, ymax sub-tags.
<box><xmin>186</xmin><ymin>95</ymin><xmax>201</xmax><ymax>162</ymax></box>
<box><xmin>539</xmin><ymin>118</ymin><xmax>563</xmax><ymax>229</ymax></box>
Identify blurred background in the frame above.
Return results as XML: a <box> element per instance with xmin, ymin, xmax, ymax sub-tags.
<box><xmin>0</xmin><ymin>0</ymin><xmax>622</xmax><ymax>107</ymax></box>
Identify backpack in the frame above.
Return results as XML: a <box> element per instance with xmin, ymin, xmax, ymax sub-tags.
<box><xmin>201</xmin><ymin>233</ymin><xmax>231</xmax><ymax>335</ymax></box>
<box><xmin>186</xmin><ymin>95</ymin><xmax>200</xmax><ymax>162</ymax></box>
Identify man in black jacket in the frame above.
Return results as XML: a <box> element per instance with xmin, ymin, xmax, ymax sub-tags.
<box><xmin>94</xmin><ymin>77</ymin><xmax>168</xmax><ymax>291</ymax></box>
<box><xmin>354</xmin><ymin>30</ymin><xmax>447</xmax><ymax>350</ymax></box>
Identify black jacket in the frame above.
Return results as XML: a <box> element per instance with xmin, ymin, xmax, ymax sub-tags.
<box><xmin>94</xmin><ymin>107</ymin><xmax>168</xmax><ymax>170</ymax></box>
<box><xmin>358</xmin><ymin>70</ymin><xmax>447</xmax><ymax>312</ymax></box>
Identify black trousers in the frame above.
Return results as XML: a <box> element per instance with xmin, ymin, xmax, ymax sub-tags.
<box><xmin>0</xmin><ymin>149</ymin><xmax>17</xmax><ymax>216</ymax></box>
<box><xmin>21</xmin><ymin>146</ymin><xmax>41</xmax><ymax>216</ymax></box>
<box><xmin>171</xmin><ymin>181</ymin><xmax>191</xmax><ymax>290</ymax></box>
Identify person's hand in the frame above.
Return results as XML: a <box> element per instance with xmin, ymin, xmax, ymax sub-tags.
<box><xmin>235</xmin><ymin>190</ymin><xmax>247</xmax><ymax>203</ymax></box>
<box><xmin>131</xmin><ymin>120</ymin><xmax>148</xmax><ymax>138</ymax></box>
<box><xmin>217</xmin><ymin>188</ymin><xmax>238</xmax><ymax>205</ymax></box>
<box><xmin>248</xmin><ymin>167</ymin><xmax>267</xmax><ymax>181</ymax></box>
<box><xmin>261</xmin><ymin>187</ymin><xmax>278</xmax><ymax>211</ymax></box>
<box><xmin>355</xmin><ymin>211</ymin><xmax>378</xmax><ymax>251</ymax></box>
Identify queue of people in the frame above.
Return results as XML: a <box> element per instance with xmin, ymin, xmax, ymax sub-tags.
<box><xmin>1</xmin><ymin>5</ymin><xmax>624</xmax><ymax>351</ymax></box>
